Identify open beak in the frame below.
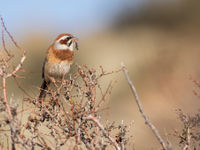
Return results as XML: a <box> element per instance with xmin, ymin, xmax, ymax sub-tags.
<box><xmin>72</xmin><ymin>37</ymin><xmax>79</xmax><ymax>50</ymax></box>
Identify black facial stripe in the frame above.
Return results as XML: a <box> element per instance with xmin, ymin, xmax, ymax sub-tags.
<box><xmin>66</xmin><ymin>36</ymin><xmax>72</xmax><ymax>40</ymax></box>
<box><xmin>68</xmin><ymin>40</ymin><xmax>73</xmax><ymax>46</ymax></box>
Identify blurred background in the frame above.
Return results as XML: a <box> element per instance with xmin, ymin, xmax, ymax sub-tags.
<box><xmin>1</xmin><ymin>0</ymin><xmax>200</xmax><ymax>149</ymax></box>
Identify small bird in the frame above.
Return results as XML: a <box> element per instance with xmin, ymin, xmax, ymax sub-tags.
<box><xmin>39</xmin><ymin>33</ymin><xmax>78</xmax><ymax>99</ymax></box>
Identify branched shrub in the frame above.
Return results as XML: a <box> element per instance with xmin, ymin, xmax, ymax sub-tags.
<box><xmin>173</xmin><ymin>78</ymin><xmax>200</xmax><ymax>150</ymax></box>
<box><xmin>0</xmin><ymin>16</ymin><xmax>132</xmax><ymax>150</ymax></box>
<box><xmin>1</xmin><ymin>15</ymin><xmax>200</xmax><ymax>150</ymax></box>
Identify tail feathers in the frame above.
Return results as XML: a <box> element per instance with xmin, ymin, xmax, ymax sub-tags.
<box><xmin>39</xmin><ymin>80</ymin><xmax>49</xmax><ymax>99</ymax></box>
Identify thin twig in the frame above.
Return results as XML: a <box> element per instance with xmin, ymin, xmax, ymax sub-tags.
<box><xmin>10</xmin><ymin>129</ymin><xmax>16</xmax><ymax>150</ymax></box>
<box><xmin>121</xmin><ymin>63</ymin><xmax>167</xmax><ymax>150</ymax></box>
<box><xmin>0</xmin><ymin>15</ymin><xmax>27</xmax><ymax>150</ymax></box>
<box><xmin>6</xmin><ymin>51</ymin><xmax>26</xmax><ymax>78</ymax></box>
<box><xmin>0</xmin><ymin>15</ymin><xmax>11</xmax><ymax>56</ymax></box>
<box><xmin>182</xmin><ymin>127</ymin><xmax>191</xmax><ymax>150</ymax></box>
<box><xmin>86</xmin><ymin>115</ymin><xmax>121</xmax><ymax>150</ymax></box>
<box><xmin>0</xmin><ymin>15</ymin><xmax>22</xmax><ymax>50</ymax></box>
<box><xmin>2</xmin><ymin>77</ymin><xmax>12</xmax><ymax>119</ymax></box>
<box><xmin>77</xmin><ymin>127</ymin><xmax>81</xmax><ymax>150</ymax></box>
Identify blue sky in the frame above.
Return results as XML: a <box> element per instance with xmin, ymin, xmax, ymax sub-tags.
<box><xmin>0</xmin><ymin>0</ymin><xmax>144</xmax><ymax>37</ymax></box>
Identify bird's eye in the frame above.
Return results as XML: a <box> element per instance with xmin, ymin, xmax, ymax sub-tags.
<box><xmin>66</xmin><ymin>37</ymin><xmax>72</xmax><ymax>41</ymax></box>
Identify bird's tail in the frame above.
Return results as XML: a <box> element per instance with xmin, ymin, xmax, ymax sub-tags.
<box><xmin>39</xmin><ymin>80</ymin><xmax>49</xmax><ymax>99</ymax></box>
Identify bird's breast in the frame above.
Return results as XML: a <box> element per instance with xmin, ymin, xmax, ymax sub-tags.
<box><xmin>45</xmin><ymin>61</ymin><xmax>70</xmax><ymax>80</ymax></box>
<box><xmin>44</xmin><ymin>47</ymin><xmax>74</xmax><ymax>80</ymax></box>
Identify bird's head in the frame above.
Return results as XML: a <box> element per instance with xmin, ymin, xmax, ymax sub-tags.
<box><xmin>53</xmin><ymin>33</ymin><xmax>78</xmax><ymax>51</ymax></box>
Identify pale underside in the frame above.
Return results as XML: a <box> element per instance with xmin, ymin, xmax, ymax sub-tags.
<box><xmin>44</xmin><ymin>61</ymin><xmax>70</xmax><ymax>81</ymax></box>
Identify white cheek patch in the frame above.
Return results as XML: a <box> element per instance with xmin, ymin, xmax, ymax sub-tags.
<box><xmin>54</xmin><ymin>43</ymin><xmax>69</xmax><ymax>50</ymax></box>
<box><xmin>54</xmin><ymin>35</ymin><xmax>74</xmax><ymax>51</ymax></box>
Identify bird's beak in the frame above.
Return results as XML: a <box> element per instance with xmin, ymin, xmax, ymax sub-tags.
<box><xmin>72</xmin><ymin>37</ymin><xmax>79</xmax><ymax>50</ymax></box>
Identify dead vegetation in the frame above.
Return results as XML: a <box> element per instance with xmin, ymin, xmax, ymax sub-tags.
<box><xmin>0</xmin><ymin>16</ymin><xmax>200</xmax><ymax>150</ymax></box>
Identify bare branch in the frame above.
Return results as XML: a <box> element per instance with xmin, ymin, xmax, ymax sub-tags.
<box><xmin>6</xmin><ymin>51</ymin><xmax>26</xmax><ymax>78</ymax></box>
<box><xmin>0</xmin><ymin>16</ymin><xmax>133</xmax><ymax>149</ymax></box>
<box><xmin>2</xmin><ymin>77</ymin><xmax>12</xmax><ymax>119</ymax></box>
<box><xmin>182</xmin><ymin>127</ymin><xmax>191</xmax><ymax>150</ymax></box>
<box><xmin>86</xmin><ymin>115</ymin><xmax>121</xmax><ymax>150</ymax></box>
<box><xmin>121</xmin><ymin>63</ymin><xmax>167</xmax><ymax>150</ymax></box>
<box><xmin>0</xmin><ymin>15</ymin><xmax>23</xmax><ymax>50</ymax></box>
<box><xmin>0</xmin><ymin>15</ymin><xmax>11</xmax><ymax>56</ymax></box>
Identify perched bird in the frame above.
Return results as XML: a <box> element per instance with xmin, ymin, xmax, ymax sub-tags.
<box><xmin>39</xmin><ymin>33</ymin><xmax>78</xmax><ymax>99</ymax></box>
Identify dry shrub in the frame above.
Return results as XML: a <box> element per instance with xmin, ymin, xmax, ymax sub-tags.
<box><xmin>0</xmin><ymin>16</ymin><xmax>132</xmax><ymax>150</ymax></box>
<box><xmin>173</xmin><ymin>78</ymin><xmax>200</xmax><ymax>150</ymax></box>
<box><xmin>1</xmin><ymin>15</ymin><xmax>200</xmax><ymax>150</ymax></box>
